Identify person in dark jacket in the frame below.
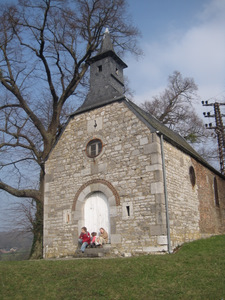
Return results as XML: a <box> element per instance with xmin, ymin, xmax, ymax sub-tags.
<box><xmin>78</xmin><ymin>226</ymin><xmax>91</xmax><ymax>253</ymax></box>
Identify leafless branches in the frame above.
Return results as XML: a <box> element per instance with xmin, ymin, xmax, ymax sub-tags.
<box><xmin>141</xmin><ymin>71</ymin><xmax>208</xmax><ymax>143</ymax></box>
<box><xmin>0</xmin><ymin>0</ymin><xmax>140</xmax><ymax>197</ymax></box>
<box><xmin>141</xmin><ymin>71</ymin><xmax>219</xmax><ymax>165</ymax></box>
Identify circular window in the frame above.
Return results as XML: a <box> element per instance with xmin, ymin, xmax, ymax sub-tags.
<box><xmin>86</xmin><ymin>139</ymin><xmax>103</xmax><ymax>158</ymax></box>
<box><xmin>189</xmin><ymin>166</ymin><xmax>196</xmax><ymax>187</ymax></box>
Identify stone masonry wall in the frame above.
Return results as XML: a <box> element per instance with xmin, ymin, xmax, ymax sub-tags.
<box><xmin>191</xmin><ymin>159</ymin><xmax>225</xmax><ymax>235</ymax></box>
<box><xmin>163</xmin><ymin>141</ymin><xmax>201</xmax><ymax>248</ymax></box>
<box><xmin>43</xmin><ymin>101</ymin><xmax>225</xmax><ymax>258</ymax></box>
<box><xmin>44</xmin><ymin>102</ymin><xmax>167</xmax><ymax>258</ymax></box>
<box><xmin>164</xmin><ymin>141</ymin><xmax>225</xmax><ymax>249</ymax></box>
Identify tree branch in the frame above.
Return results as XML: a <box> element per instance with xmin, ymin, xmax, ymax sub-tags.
<box><xmin>0</xmin><ymin>157</ymin><xmax>36</xmax><ymax>169</ymax></box>
<box><xmin>0</xmin><ymin>180</ymin><xmax>41</xmax><ymax>202</ymax></box>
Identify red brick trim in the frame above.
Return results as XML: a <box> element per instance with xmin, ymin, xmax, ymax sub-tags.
<box><xmin>72</xmin><ymin>179</ymin><xmax>120</xmax><ymax>211</ymax></box>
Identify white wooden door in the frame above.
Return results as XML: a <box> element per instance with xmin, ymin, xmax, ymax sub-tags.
<box><xmin>84</xmin><ymin>192</ymin><xmax>110</xmax><ymax>238</ymax></box>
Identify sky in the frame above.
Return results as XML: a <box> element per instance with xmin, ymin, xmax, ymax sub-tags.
<box><xmin>125</xmin><ymin>0</ymin><xmax>225</xmax><ymax>113</ymax></box>
<box><xmin>0</xmin><ymin>0</ymin><xmax>225</xmax><ymax>232</ymax></box>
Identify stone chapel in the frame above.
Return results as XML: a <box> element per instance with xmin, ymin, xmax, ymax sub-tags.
<box><xmin>43</xmin><ymin>31</ymin><xmax>225</xmax><ymax>258</ymax></box>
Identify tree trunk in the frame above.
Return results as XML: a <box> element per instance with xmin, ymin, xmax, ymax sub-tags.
<box><xmin>29</xmin><ymin>168</ymin><xmax>44</xmax><ymax>259</ymax></box>
<box><xmin>29</xmin><ymin>200</ymin><xmax>43</xmax><ymax>259</ymax></box>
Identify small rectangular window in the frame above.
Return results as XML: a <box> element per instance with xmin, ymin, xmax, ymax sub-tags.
<box><xmin>126</xmin><ymin>206</ymin><xmax>130</xmax><ymax>217</ymax></box>
<box><xmin>98</xmin><ymin>65</ymin><xmax>102</xmax><ymax>72</ymax></box>
<box><xmin>122</xmin><ymin>202</ymin><xmax>133</xmax><ymax>219</ymax></box>
<box><xmin>214</xmin><ymin>177</ymin><xmax>220</xmax><ymax>206</ymax></box>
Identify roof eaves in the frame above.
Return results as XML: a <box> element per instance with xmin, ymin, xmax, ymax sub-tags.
<box><xmin>86</xmin><ymin>50</ymin><xmax>128</xmax><ymax>69</ymax></box>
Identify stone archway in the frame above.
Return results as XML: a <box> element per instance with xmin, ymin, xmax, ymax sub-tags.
<box><xmin>72</xmin><ymin>179</ymin><xmax>120</xmax><ymax>243</ymax></box>
<box><xmin>72</xmin><ymin>179</ymin><xmax>120</xmax><ymax>211</ymax></box>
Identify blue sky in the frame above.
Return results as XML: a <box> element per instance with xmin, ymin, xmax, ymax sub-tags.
<box><xmin>125</xmin><ymin>0</ymin><xmax>225</xmax><ymax>111</ymax></box>
<box><xmin>3</xmin><ymin>0</ymin><xmax>225</xmax><ymax>107</ymax></box>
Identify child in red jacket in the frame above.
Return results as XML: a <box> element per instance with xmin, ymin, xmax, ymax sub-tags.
<box><xmin>78</xmin><ymin>227</ymin><xmax>91</xmax><ymax>253</ymax></box>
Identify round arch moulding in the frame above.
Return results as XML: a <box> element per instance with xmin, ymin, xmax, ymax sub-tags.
<box><xmin>72</xmin><ymin>179</ymin><xmax>120</xmax><ymax>211</ymax></box>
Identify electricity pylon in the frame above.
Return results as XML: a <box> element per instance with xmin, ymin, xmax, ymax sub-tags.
<box><xmin>202</xmin><ymin>101</ymin><xmax>225</xmax><ymax>175</ymax></box>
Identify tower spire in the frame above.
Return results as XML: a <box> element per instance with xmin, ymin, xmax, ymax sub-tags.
<box><xmin>78</xmin><ymin>29</ymin><xmax>128</xmax><ymax>111</ymax></box>
<box><xmin>99</xmin><ymin>28</ymin><xmax>114</xmax><ymax>53</ymax></box>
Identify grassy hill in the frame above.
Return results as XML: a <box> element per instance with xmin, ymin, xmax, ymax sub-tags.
<box><xmin>0</xmin><ymin>235</ymin><xmax>225</xmax><ymax>300</ymax></box>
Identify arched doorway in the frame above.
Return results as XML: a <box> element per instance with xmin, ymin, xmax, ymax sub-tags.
<box><xmin>84</xmin><ymin>192</ymin><xmax>110</xmax><ymax>240</ymax></box>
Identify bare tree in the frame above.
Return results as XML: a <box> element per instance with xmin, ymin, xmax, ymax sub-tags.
<box><xmin>141</xmin><ymin>71</ymin><xmax>220</xmax><ymax>167</ymax></box>
<box><xmin>0</xmin><ymin>0</ymin><xmax>140</xmax><ymax>258</ymax></box>
<box><xmin>141</xmin><ymin>71</ymin><xmax>209</xmax><ymax>144</ymax></box>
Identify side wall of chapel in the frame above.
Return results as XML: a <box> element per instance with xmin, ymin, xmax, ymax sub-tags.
<box><xmin>192</xmin><ymin>159</ymin><xmax>225</xmax><ymax>235</ymax></box>
<box><xmin>164</xmin><ymin>142</ymin><xmax>201</xmax><ymax>248</ymax></box>
<box><xmin>164</xmin><ymin>141</ymin><xmax>225</xmax><ymax>249</ymax></box>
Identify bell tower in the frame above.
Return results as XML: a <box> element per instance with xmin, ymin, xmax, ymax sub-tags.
<box><xmin>80</xmin><ymin>29</ymin><xmax>127</xmax><ymax>110</ymax></box>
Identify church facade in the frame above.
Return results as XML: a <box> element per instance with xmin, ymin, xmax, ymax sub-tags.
<box><xmin>43</xmin><ymin>32</ymin><xmax>225</xmax><ymax>258</ymax></box>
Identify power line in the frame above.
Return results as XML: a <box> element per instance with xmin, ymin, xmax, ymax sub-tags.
<box><xmin>204</xmin><ymin>90</ymin><xmax>225</xmax><ymax>103</ymax></box>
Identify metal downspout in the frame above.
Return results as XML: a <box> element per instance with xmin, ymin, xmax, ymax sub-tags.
<box><xmin>159</xmin><ymin>134</ymin><xmax>172</xmax><ymax>253</ymax></box>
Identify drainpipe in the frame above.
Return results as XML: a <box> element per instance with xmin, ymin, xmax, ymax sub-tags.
<box><xmin>159</xmin><ymin>133</ymin><xmax>172</xmax><ymax>254</ymax></box>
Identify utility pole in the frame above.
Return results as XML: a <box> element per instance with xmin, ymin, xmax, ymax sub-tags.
<box><xmin>202</xmin><ymin>101</ymin><xmax>225</xmax><ymax>175</ymax></box>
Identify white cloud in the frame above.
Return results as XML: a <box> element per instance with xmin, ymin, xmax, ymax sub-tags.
<box><xmin>126</xmin><ymin>0</ymin><xmax>225</xmax><ymax>105</ymax></box>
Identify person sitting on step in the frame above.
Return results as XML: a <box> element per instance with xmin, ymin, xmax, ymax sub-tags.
<box><xmin>95</xmin><ymin>228</ymin><xmax>108</xmax><ymax>247</ymax></box>
<box><xmin>78</xmin><ymin>226</ymin><xmax>91</xmax><ymax>253</ymax></box>
<box><xmin>90</xmin><ymin>232</ymin><xmax>98</xmax><ymax>247</ymax></box>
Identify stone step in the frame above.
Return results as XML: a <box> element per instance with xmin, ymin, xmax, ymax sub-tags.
<box><xmin>74</xmin><ymin>244</ymin><xmax>111</xmax><ymax>258</ymax></box>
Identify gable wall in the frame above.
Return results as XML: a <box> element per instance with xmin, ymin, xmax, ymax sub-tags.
<box><xmin>44</xmin><ymin>102</ymin><xmax>167</xmax><ymax>258</ymax></box>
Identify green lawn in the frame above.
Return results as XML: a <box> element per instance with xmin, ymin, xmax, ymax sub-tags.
<box><xmin>0</xmin><ymin>235</ymin><xmax>225</xmax><ymax>300</ymax></box>
<box><xmin>0</xmin><ymin>250</ymin><xmax>30</xmax><ymax>262</ymax></box>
